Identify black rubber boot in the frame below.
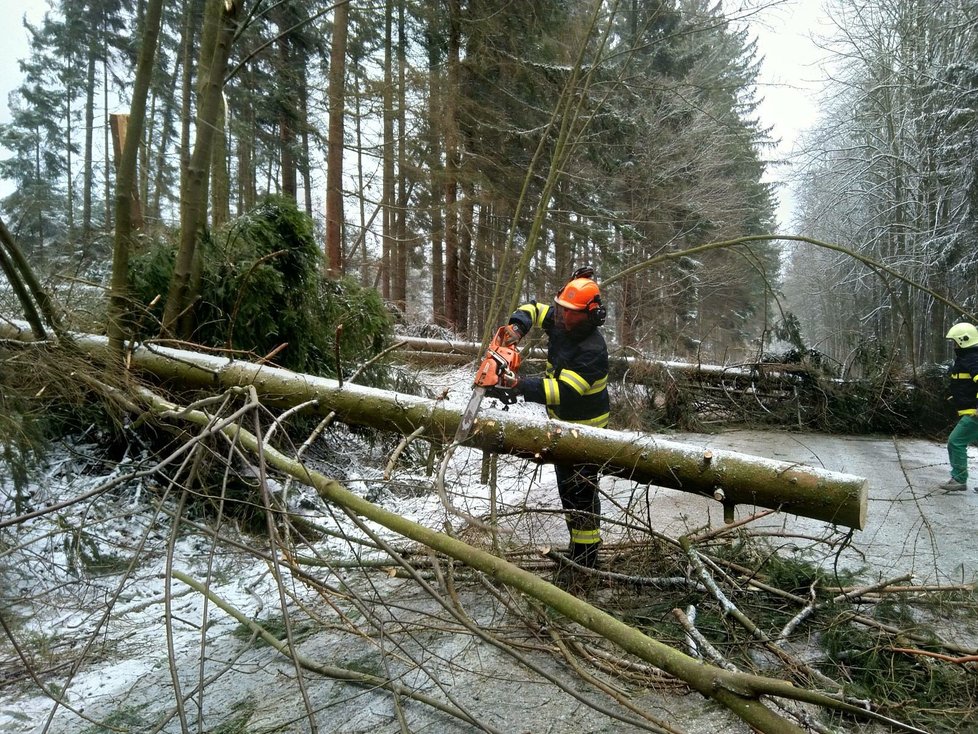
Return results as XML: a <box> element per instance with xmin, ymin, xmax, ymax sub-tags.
<box><xmin>570</xmin><ymin>540</ymin><xmax>601</xmax><ymax>570</ymax></box>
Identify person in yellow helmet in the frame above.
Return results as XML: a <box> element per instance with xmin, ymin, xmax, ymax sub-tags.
<box><xmin>942</xmin><ymin>322</ymin><xmax>978</xmax><ymax>492</ymax></box>
<box><xmin>489</xmin><ymin>266</ymin><xmax>609</xmax><ymax>571</ymax></box>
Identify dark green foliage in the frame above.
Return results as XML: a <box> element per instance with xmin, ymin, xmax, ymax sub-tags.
<box><xmin>315</xmin><ymin>277</ymin><xmax>393</xmax><ymax>382</ymax></box>
<box><xmin>0</xmin><ymin>408</ymin><xmax>42</xmax><ymax>516</ymax></box>
<box><xmin>821</xmin><ymin>609</ymin><xmax>978</xmax><ymax>732</ymax></box>
<box><xmin>232</xmin><ymin>614</ymin><xmax>315</xmax><ymax>648</ymax></box>
<box><xmin>127</xmin><ymin>230</ymin><xmax>177</xmax><ymax>314</ymax></box>
<box><xmin>210</xmin><ymin>699</ymin><xmax>258</xmax><ymax>734</ymax></box>
<box><xmin>620</xmin><ymin>335</ymin><xmax>950</xmax><ymax>437</ymax></box>
<box><xmin>129</xmin><ymin>197</ymin><xmax>392</xmax><ymax>380</ymax></box>
<box><xmin>81</xmin><ymin>706</ymin><xmax>149</xmax><ymax>734</ymax></box>
<box><xmin>758</xmin><ymin>548</ymin><xmax>858</xmax><ymax>596</ymax></box>
<box><xmin>196</xmin><ymin>196</ymin><xmax>323</xmax><ymax>371</ymax></box>
<box><xmin>812</xmin><ymin>364</ymin><xmax>951</xmax><ymax>437</ymax></box>
<box><xmin>772</xmin><ymin>313</ymin><xmax>806</xmax><ymax>352</ymax></box>
<box><xmin>605</xmin><ymin>536</ymin><xmax>978</xmax><ymax>732</ymax></box>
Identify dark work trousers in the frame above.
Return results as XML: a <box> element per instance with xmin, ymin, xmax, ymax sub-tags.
<box><xmin>554</xmin><ymin>462</ymin><xmax>601</xmax><ymax>560</ymax></box>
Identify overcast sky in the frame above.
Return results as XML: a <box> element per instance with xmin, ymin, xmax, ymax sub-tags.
<box><xmin>0</xmin><ymin>0</ymin><xmax>830</xmax><ymax>225</ymax></box>
<box><xmin>0</xmin><ymin>0</ymin><xmax>47</xmax><ymax>199</ymax></box>
<box><xmin>742</xmin><ymin>0</ymin><xmax>834</xmax><ymax>228</ymax></box>
<box><xmin>0</xmin><ymin>1</ymin><xmax>47</xmax><ymax>123</ymax></box>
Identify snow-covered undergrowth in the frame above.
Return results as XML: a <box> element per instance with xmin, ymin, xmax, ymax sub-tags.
<box><xmin>0</xmin><ymin>365</ymin><xmax>627</xmax><ymax>734</ymax></box>
<box><xmin>3</xmin><ymin>361</ymin><xmax>978</xmax><ymax>733</ymax></box>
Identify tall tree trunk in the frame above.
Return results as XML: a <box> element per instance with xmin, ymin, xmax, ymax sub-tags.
<box><xmin>428</xmin><ymin>49</ymin><xmax>445</xmax><ymax>325</ymax></box>
<box><xmin>394</xmin><ymin>0</ymin><xmax>409</xmax><ymax>310</ymax></box>
<box><xmin>354</xmin><ymin>73</ymin><xmax>369</xmax><ymax>284</ymax></box>
<box><xmin>443</xmin><ymin>0</ymin><xmax>461</xmax><ymax>328</ymax></box>
<box><xmin>325</xmin><ymin>0</ymin><xmax>350</xmax><ymax>277</ymax></box>
<box><xmin>471</xmin><ymin>200</ymin><xmax>492</xmax><ymax>330</ymax></box>
<box><xmin>211</xmin><ymin>95</ymin><xmax>230</xmax><ymax>226</ymax></box>
<box><xmin>275</xmin><ymin>4</ymin><xmax>296</xmax><ymax>201</ymax></box>
<box><xmin>140</xmin><ymin>89</ymin><xmax>155</xmax><ymax>220</ymax></box>
<box><xmin>162</xmin><ymin>0</ymin><xmax>242</xmax><ymax>337</ymax></box>
<box><xmin>31</xmin><ymin>128</ymin><xmax>43</xmax><ymax>249</ymax></box>
<box><xmin>382</xmin><ymin>0</ymin><xmax>395</xmax><ymax>300</ymax></box>
<box><xmin>458</xmin><ymin>180</ymin><xmax>473</xmax><ymax>334</ymax></box>
<box><xmin>237</xmin><ymin>42</ymin><xmax>256</xmax><ymax>214</ymax></box>
<box><xmin>103</xmin><ymin>60</ymin><xmax>112</xmax><ymax>232</ymax></box>
<box><xmin>299</xmin><ymin>72</ymin><xmax>313</xmax><ymax>217</ymax></box>
<box><xmin>237</xmin><ymin>115</ymin><xmax>255</xmax><ymax>214</ymax></box>
<box><xmin>151</xmin><ymin>51</ymin><xmax>180</xmax><ymax>221</ymax></box>
<box><xmin>178</xmin><ymin>0</ymin><xmax>199</xmax><ymax>210</ymax></box>
<box><xmin>209</xmin><ymin>0</ymin><xmax>231</xmax><ymax>226</ymax></box>
<box><xmin>107</xmin><ymin>0</ymin><xmax>165</xmax><ymax>357</ymax></box>
<box><xmin>82</xmin><ymin>50</ymin><xmax>96</xmax><ymax>250</ymax></box>
<box><xmin>553</xmin><ymin>181</ymin><xmax>571</xmax><ymax>279</ymax></box>
<box><xmin>64</xmin><ymin>53</ymin><xmax>74</xmax><ymax>240</ymax></box>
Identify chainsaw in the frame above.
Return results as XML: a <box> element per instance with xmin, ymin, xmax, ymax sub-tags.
<box><xmin>453</xmin><ymin>325</ymin><xmax>522</xmax><ymax>442</ymax></box>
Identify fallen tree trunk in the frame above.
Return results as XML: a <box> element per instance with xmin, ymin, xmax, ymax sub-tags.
<box><xmin>0</xmin><ymin>322</ymin><xmax>868</xmax><ymax>529</ymax></box>
<box><xmin>395</xmin><ymin>334</ymin><xmax>815</xmax><ymax>387</ymax></box>
<box><xmin>149</xmin><ymin>388</ymin><xmax>880</xmax><ymax>734</ymax></box>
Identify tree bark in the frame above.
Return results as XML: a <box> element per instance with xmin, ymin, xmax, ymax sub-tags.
<box><xmin>427</xmin><ymin>31</ymin><xmax>445</xmax><ymax>324</ymax></box>
<box><xmin>275</xmin><ymin>2</ymin><xmax>297</xmax><ymax>202</ymax></box>
<box><xmin>162</xmin><ymin>0</ymin><xmax>242</xmax><ymax>337</ymax></box>
<box><xmin>443</xmin><ymin>0</ymin><xmax>460</xmax><ymax>327</ymax></box>
<box><xmin>0</xmin><ymin>324</ymin><xmax>867</xmax><ymax>530</ymax></box>
<box><xmin>0</xmin><ymin>219</ymin><xmax>61</xmax><ymax>336</ymax></box>
<box><xmin>0</xmin><ymin>244</ymin><xmax>45</xmax><ymax>339</ymax></box>
<box><xmin>391</xmin><ymin>335</ymin><xmax>822</xmax><ymax>388</ymax></box>
<box><xmin>82</xmin><ymin>49</ymin><xmax>96</xmax><ymax>250</ymax></box>
<box><xmin>107</xmin><ymin>0</ymin><xmax>164</xmax><ymax>358</ymax></box>
<box><xmin>325</xmin><ymin>0</ymin><xmax>349</xmax><ymax>277</ymax></box>
<box><xmin>109</xmin><ymin>114</ymin><xmax>145</xmax><ymax>230</ymax></box>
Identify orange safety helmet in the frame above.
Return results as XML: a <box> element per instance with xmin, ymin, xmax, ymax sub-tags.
<box><xmin>555</xmin><ymin>277</ymin><xmax>601</xmax><ymax>313</ymax></box>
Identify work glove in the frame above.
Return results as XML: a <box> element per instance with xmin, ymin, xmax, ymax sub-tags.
<box><xmin>485</xmin><ymin>385</ymin><xmax>519</xmax><ymax>405</ymax></box>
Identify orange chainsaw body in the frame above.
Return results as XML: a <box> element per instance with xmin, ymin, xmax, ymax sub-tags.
<box><xmin>454</xmin><ymin>326</ymin><xmax>522</xmax><ymax>442</ymax></box>
<box><xmin>473</xmin><ymin>327</ymin><xmax>522</xmax><ymax>388</ymax></box>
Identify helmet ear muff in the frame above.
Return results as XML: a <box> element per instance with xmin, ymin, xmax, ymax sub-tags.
<box><xmin>555</xmin><ymin>269</ymin><xmax>605</xmax><ymax>326</ymax></box>
<box><xmin>588</xmin><ymin>294</ymin><xmax>607</xmax><ymax>326</ymax></box>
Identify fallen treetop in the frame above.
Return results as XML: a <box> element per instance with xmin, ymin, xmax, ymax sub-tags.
<box><xmin>0</xmin><ymin>321</ymin><xmax>868</xmax><ymax>529</ymax></box>
<box><xmin>394</xmin><ymin>334</ymin><xmax>818</xmax><ymax>384</ymax></box>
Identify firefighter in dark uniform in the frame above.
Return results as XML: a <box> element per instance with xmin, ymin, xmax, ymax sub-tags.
<box><xmin>942</xmin><ymin>322</ymin><xmax>978</xmax><ymax>492</ymax></box>
<box><xmin>492</xmin><ymin>267</ymin><xmax>609</xmax><ymax>568</ymax></box>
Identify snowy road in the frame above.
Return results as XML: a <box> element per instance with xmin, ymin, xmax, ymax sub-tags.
<box><xmin>624</xmin><ymin>430</ymin><xmax>978</xmax><ymax>585</ymax></box>
<box><xmin>434</xmin><ymin>358</ymin><xmax>978</xmax><ymax>586</ymax></box>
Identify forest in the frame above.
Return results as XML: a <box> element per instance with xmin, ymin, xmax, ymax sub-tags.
<box><xmin>3</xmin><ymin>0</ymin><xmax>978</xmax><ymax>733</ymax></box>
<box><xmin>2</xmin><ymin>0</ymin><xmax>783</xmax><ymax>362</ymax></box>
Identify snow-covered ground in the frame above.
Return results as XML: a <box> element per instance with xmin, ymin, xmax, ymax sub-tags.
<box><xmin>1</xmin><ymin>363</ymin><xmax>975</xmax><ymax>733</ymax></box>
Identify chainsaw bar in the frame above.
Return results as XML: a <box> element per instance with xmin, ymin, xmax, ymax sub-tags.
<box><xmin>454</xmin><ymin>386</ymin><xmax>486</xmax><ymax>443</ymax></box>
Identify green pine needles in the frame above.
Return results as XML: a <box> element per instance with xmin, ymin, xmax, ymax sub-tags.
<box><xmin>129</xmin><ymin>196</ymin><xmax>392</xmax><ymax>381</ymax></box>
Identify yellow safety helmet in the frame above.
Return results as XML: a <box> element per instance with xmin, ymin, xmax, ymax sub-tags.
<box><xmin>946</xmin><ymin>322</ymin><xmax>978</xmax><ymax>348</ymax></box>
